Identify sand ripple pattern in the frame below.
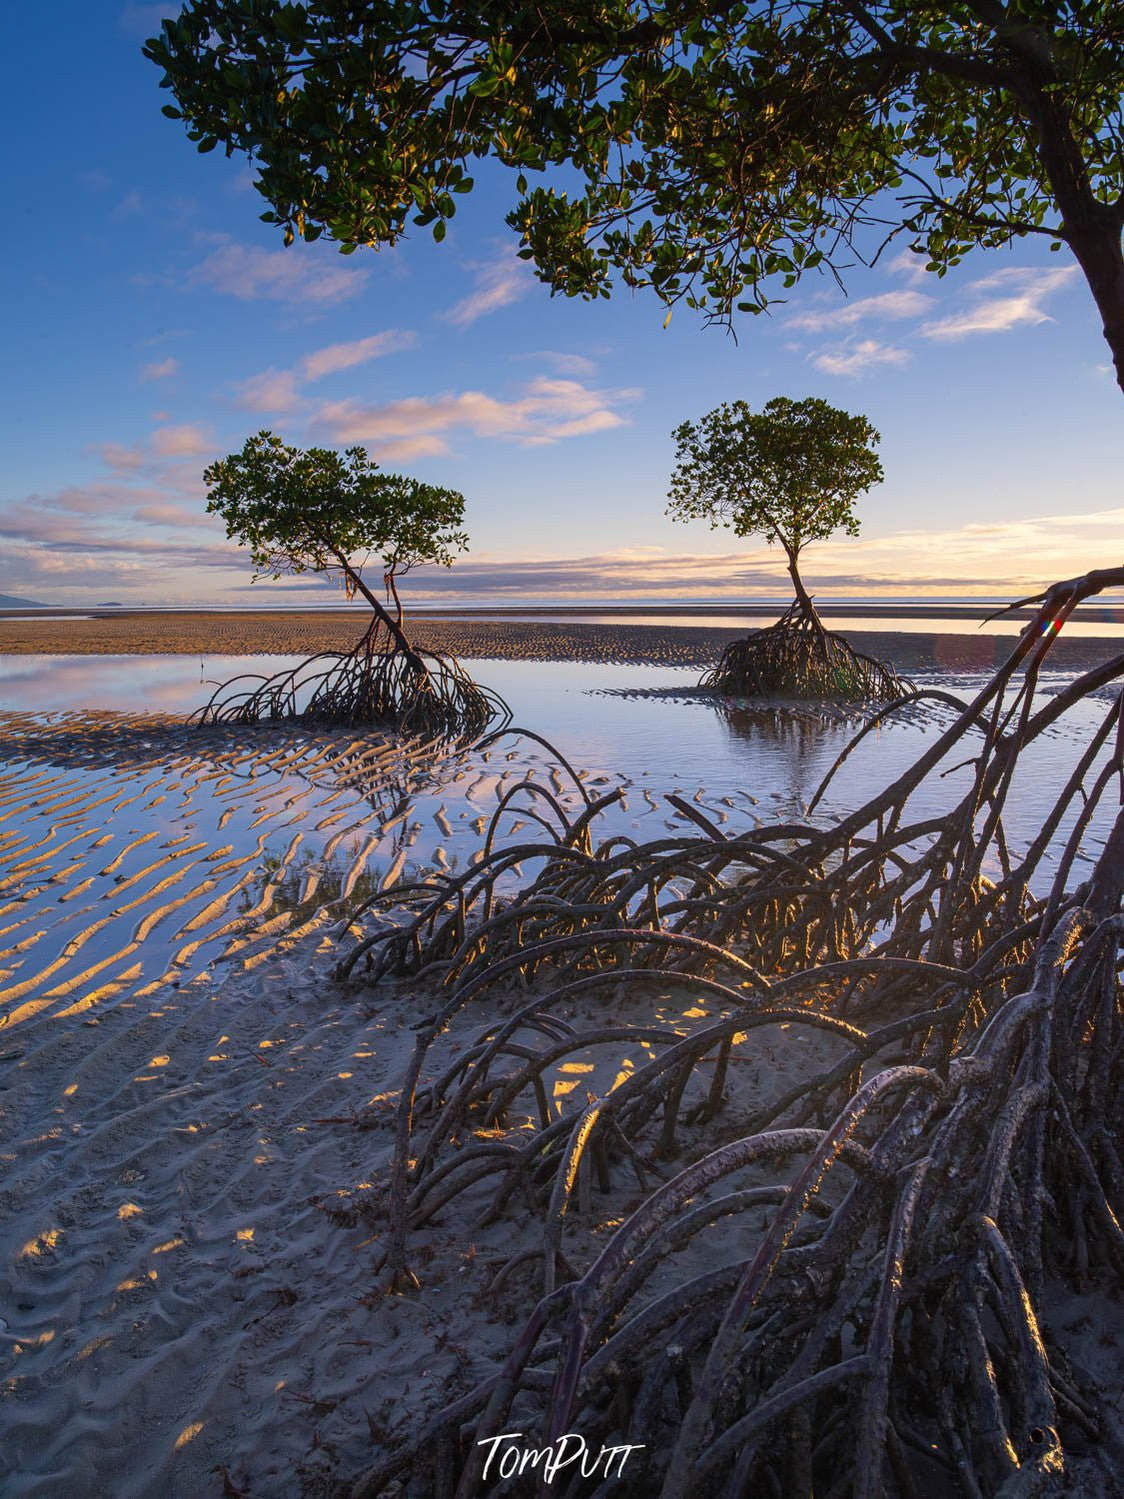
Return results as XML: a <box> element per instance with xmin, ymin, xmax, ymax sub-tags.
<box><xmin>0</xmin><ymin>711</ymin><xmax>443</xmax><ymax>1037</ymax></box>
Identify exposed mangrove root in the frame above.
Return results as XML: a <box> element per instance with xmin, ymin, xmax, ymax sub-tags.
<box><xmin>345</xmin><ymin>568</ymin><xmax>1124</xmax><ymax>1497</ymax></box>
<box><xmin>192</xmin><ymin>615</ymin><xmax>509</xmax><ymax>738</ymax></box>
<box><xmin>701</xmin><ymin>600</ymin><xmax>909</xmax><ymax>700</ymax></box>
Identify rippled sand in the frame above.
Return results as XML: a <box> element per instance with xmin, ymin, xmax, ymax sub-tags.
<box><xmin>2</xmin><ymin>609</ymin><xmax>1122</xmax><ymax>675</ymax></box>
<box><xmin>2</xmin><ymin>668</ymin><xmax>1120</xmax><ymax>1496</ymax></box>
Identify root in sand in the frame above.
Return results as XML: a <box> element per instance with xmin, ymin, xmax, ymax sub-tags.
<box><xmin>702</xmin><ymin>600</ymin><xmax>909</xmax><ymax>701</ymax></box>
<box><xmin>344</xmin><ymin>568</ymin><xmax>1124</xmax><ymax>1497</ymax></box>
<box><xmin>193</xmin><ymin>617</ymin><xmax>509</xmax><ymax>739</ymax></box>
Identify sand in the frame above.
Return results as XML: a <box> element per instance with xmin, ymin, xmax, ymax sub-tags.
<box><xmin>2</xmin><ymin>608</ymin><xmax>1122</xmax><ymax>676</ymax></box>
<box><xmin>0</xmin><ymin>701</ymin><xmax>857</xmax><ymax>1497</ymax></box>
<box><xmin>2</xmin><ymin>625</ymin><xmax>1122</xmax><ymax>1496</ymax></box>
<box><xmin>0</xmin><ymin>704</ymin><xmax>758</xmax><ymax>1496</ymax></box>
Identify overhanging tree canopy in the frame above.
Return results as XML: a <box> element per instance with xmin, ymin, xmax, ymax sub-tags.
<box><xmin>146</xmin><ymin>3</ymin><xmax>1124</xmax><ymax>389</ymax></box>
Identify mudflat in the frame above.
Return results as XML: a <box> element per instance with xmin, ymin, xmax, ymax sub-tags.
<box><xmin>1</xmin><ymin>607</ymin><xmax>1121</xmax><ymax>675</ymax></box>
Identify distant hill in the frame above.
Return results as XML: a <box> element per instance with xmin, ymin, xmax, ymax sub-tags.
<box><xmin>0</xmin><ymin>593</ymin><xmax>43</xmax><ymax>608</ymax></box>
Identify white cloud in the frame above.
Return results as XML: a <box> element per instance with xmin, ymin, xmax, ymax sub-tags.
<box><xmin>920</xmin><ymin>265</ymin><xmax>1077</xmax><ymax>340</ymax></box>
<box><xmin>443</xmin><ymin>246</ymin><xmax>533</xmax><ymax>326</ymax></box>
<box><xmin>515</xmin><ymin>350</ymin><xmax>599</xmax><ymax>376</ymax></box>
<box><xmin>141</xmin><ymin>357</ymin><xmax>179</xmax><ymax>382</ymax></box>
<box><xmin>189</xmin><ymin>238</ymin><xmax>368</xmax><ymax>305</ymax></box>
<box><xmin>316</xmin><ymin>376</ymin><xmax>639</xmax><ymax>451</ymax></box>
<box><xmin>98</xmin><ymin>443</ymin><xmax>146</xmax><ymax>473</ymax></box>
<box><xmin>301</xmin><ymin>329</ymin><xmax>417</xmax><ymax>380</ymax></box>
<box><xmin>151</xmin><ymin>424</ymin><xmax>211</xmax><ymax>457</ymax></box>
<box><xmin>235</xmin><ymin>368</ymin><xmax>302</xmax><ymax>414</ymax></box>
<box><xmin>788</xmin><ymin>289</ymin><xmax>932</xmax><ymax>333</ymax></box>
<box><xmin>884</xmin><ymin>246</ymin><xmax>933</xmax><ymax>282</ymax></box>
<box><xmin>811</xmin><ymin>340</ymin><xmax>911</xmax><ymax>377</ymax></box>
<box><xmin>375</xmin><ymin>436</ymin><xmax>454</xmax><ymax>462</ymax></box>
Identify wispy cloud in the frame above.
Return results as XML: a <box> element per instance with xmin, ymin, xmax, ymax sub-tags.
<box><xmin>313</xmin><ymin>504</ymin><xmax>1124</xmax><ymax>600</ymax></box>
<box><xmin>301</xmin><ymin>329</ymin><xmax>417</xmax><ymax>380</ymax></box>
<box><xmin>4</xmin><ymin>446</ymin><xmax>1120</xmax><ymax>606</ymax></box>
<box><xmin>316</xmin><ymin>376</ymin><xmax>640</xmax><ymax>455</ymax></box>
<box><xmin>884</xmin><ymin>246</ymin><xmax>933</xmax><ymax>283</ymax></box>
<box><xmin>788</xmin><ymin>289</ymin><xmax>932</xmax><ymax>333</ymax></box>
<box><xmin>189</xmin><ymin>237</ymin><xmax>368</xmax><ymax>305</ymax></box>
<box><xmin>98</xmin><ymin>442</ymin><xmax>147</xmax><ymax>473</ymax></box>
<box><xmin>233</xmin><ymin>329</ymin><xmax>417</xmax><ymax>413</ymax></box>
<box><xmin>920</xmin><ymin>266</ymin><xmax>1077</xmax><ymax>340</ymax></box>
<box><xmin>811</xmin><ymin>340</ymin><xmax>911</xmax><ymax>377</ymax></box>
<box><xmin>514</xmin><ymin>350</ymin><xmax>599</xmax><ymax>377</ymax></box>
<box><xmin>151</xmin><ymin>424</ymin><xmax>211</xmax><ymax>457</ymax></box>
<box><xmin>235</xmin><ymin>368</ymin><xmax>302</xmax><ymax>414</ymax></box>
<box><xmin>443</xmin><ymin>246</ymin><xmax>533</xmax><ymax>327</ymax></box>
<box><xmin>141</xmin><ymin>356</ymin><xmax>179</xmax><ymax>382</ymax></box>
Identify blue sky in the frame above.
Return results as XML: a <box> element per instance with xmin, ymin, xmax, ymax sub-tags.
<box><xmin>4</xmin><ymin>2</ymin><xmax>1122</xmax><ymax>606</ymax></box>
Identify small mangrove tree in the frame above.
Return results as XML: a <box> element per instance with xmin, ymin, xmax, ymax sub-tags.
<box><xmin>197</xmin><ymin>431</ymin><xmax>504</xmax><ymax>735</ymax></box>
<box><xmin>668</xmin><ymin>396</ymin><xmax>905</xmax><ymax>699</ymax></box>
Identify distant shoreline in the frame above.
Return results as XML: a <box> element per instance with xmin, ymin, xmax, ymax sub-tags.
<box><xmin>0</xmin><ymin>608</ymin><xmax>1121</xmax><ymax>674</ymax></box>
<box><xmin>6</xmin><ymin>597</ymin><xmax>1124</xmax><ymax>622</ymax></box>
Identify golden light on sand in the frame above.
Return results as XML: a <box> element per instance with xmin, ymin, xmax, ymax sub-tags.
<box><xmin>76</xmin><ymin>1336</ymin><xmax>113</xmax><ymax>1361</ymax></box>
<box><xmin>152</xmin><ymin>1237</ymin><xmax>184</xmax><ymax>1254</ymax></box>
<box><xmin>609</xmin><ymin>1057</ymin><xmax>636</xmax><ymax>1093</ymax></box>
<box><xmin>117</xmin><ymin>1203</ymin><xmax>143</xmax><ymax>1220</ymax></box>
<box><xmin>174</xmin><ymin>1421</ymin><xmax>205</xmax><ymax>1450</ymax></box>
<box><xmin>236</xmin><ymin>1227</ymin><xmax>254</xmax><ymax>1243</ymax></box>
<box><xmin>553</xmin><ymin>1060</ymin><xmax>594</xmax><ymax>1104</ymax></box>
<box><xmin>13</xmin><ymin>1329</ymin><xmax>55</xmax><ymax>1350</ymax></box>
<box><xmin>18</xmin><ymin>1228</ymin><xmax>62</xmax><ymax>1258</ymax></box>
<box><xmin>115</xmin><ymin>1271</ymin><xmax>157</xmax><ymax>1291</ymax></box>
<box><xmin>63</xmin><ymin>1083</ymin><xmax>78</xmax><ymax>1097</ymax></box>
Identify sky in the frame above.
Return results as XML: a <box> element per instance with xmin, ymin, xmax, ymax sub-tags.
<box><xmin>4</xmin><ymin>2</ymin><xmax>1123</xmax><ymax>607</ymax></box>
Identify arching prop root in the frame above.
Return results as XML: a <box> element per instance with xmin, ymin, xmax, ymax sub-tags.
<box><xmin>345</xmin><ymin>569</ymin><xmax>1124</xmax><ymax>1496</ymax></box>
<box><xmin>191</xmin><ymin>617</ymin><xmax>509</xmax><ymax>738</ymax></box>
<box><xmin>701</xmin><ymin>601</ymin><xmax>909</xmax><ymax>701</ymax></box>
<box><xmin>357</xmin><ymin>885</ymin><xmax>1122</xmax><ymax>1498</ymax></box>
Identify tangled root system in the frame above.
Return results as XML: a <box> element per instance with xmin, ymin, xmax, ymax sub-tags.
<box><xmin>344</xmin><ymin>569</ymin><xmax>1124</xmax><ymax>1498</ymax></box>
<box><xmin>702</xmin><ymin>602</ymin><xmax>909</xmax><ymax>701</ymax></box>
<box><xmin>192</xmin><ymin>615</ymin><xmax>509</xmax><ymax>739</ymax></box>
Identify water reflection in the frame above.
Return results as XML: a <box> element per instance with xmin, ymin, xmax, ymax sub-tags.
<box><xmin>712</xmin><ymin>701</ymin><xmax>868</xmax><ymax>814</ymax></box>
<box><xmin>0</xmin><ymin>651</ymin><xmax>1116</xmax><ymax>892</ymax></box>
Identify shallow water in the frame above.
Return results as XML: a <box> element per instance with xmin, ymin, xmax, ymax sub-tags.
<box><xmin>0</xmin><ymin>650</ymin><xmax>1118</xmax><ymax>1029</ymax></box>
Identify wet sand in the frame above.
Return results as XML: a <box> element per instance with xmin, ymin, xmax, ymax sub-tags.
<box><xmin>1</xmin><ymin>608</ymin><xmax>1121</xmax><ymax>675</ymax></box>
<box><xmin>2</xmin><ymin>629</ymin><xmax>1122</xmax><ymax>1495</ymax></box>
<box><xmin>0</xmin><ymin>708</ymin><xmax>844</xmax><ymax>1497</ymax></box>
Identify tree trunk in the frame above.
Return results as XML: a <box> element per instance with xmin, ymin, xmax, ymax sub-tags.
<box><xmin>1005</xmin><ymin>52</ymin><xmax>1124</xmax><ymax>395</ymax></box>
<box><xmin>386</xmin><ymin>569</ymin><xmax>405</xmax><ymax>630</ymax></box>
<box><xmin>1064</xmin><ymin>217</ymin><xmax>1124</xmax><ymax>398</ymax></box>
<box><xmin>331</xmin><ymin>549</ymin><xmax>430</xmax><ymax>676</ymax></box>
<box><xmin>785</xmin><ymin>548</ymin><xmax>820</xmax><ymax>623</ymax></box>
